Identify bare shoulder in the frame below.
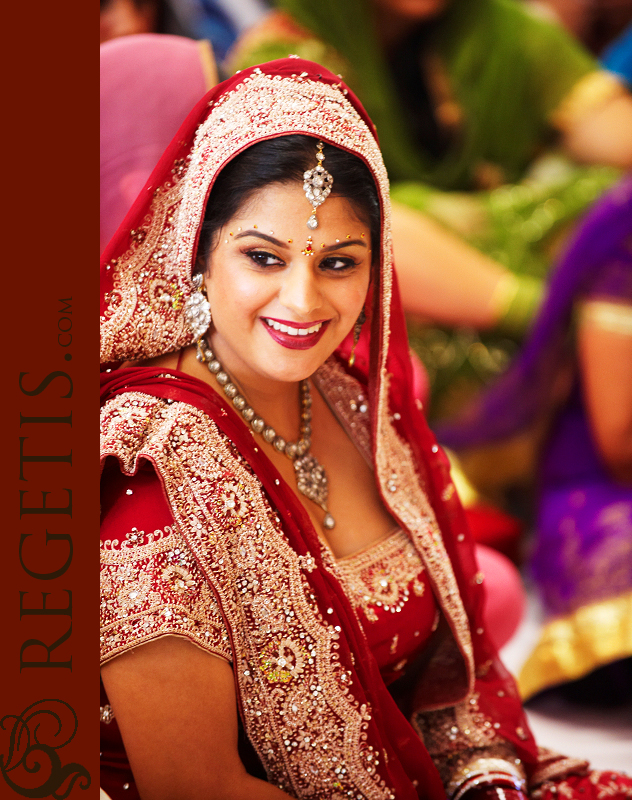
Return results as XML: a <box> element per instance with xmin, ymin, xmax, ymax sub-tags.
<box><xmin>101</xmin><ymin>637</ymin><xmax>290</xmax><ymax>798</ymax></box>
<box><xmin>101</xmin><ymin>637</ymin><xmax>242</xmax><ymax>798</ymax></box>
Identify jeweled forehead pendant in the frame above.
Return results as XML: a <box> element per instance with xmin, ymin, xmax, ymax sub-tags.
<box><xmin>303</xmin><ymin>141</ymin><xmax>333</xmax><ymax>230</ymax></box>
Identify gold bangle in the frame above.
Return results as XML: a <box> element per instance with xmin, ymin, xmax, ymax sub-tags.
<box><xmin>493</xmin><ymin>274</ymin><xmax>545</xmax><ymax>337</ymax></box>
<box><xmin>549</xmin><ymin>71</ymin><xmax>626</xmax><ymax>131</ymax></box>
<box><xmin>448</xmin><ymin>758</ymin><xmax>527</xmax><ymax>800</ymax></box>
<box><xmin>577</xmin><ymin>300</ymin><xmax>632</xmax><ymax>336</ymax></box>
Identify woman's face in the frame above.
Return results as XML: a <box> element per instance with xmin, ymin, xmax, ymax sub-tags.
<box><xmin>203</xmin><ymin>181</ymin><xmax>373</xmax><ymax>393</ymax></box>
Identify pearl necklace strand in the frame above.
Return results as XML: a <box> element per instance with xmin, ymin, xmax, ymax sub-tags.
<box><xmin>196</xmin><ymin>339</ymin><xmax>335</xmax><ymax>529</ymax></box>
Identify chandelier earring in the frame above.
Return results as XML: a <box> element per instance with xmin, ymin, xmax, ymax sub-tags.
<box><xmin>184</xmin><ymin>272</ymin><xmax>212</xmax><ymax>341</ymax></box>
<box><xmin>348</xmin><ymin>308</ymin><xmax>366</xmax><ymax>367</ymax></box>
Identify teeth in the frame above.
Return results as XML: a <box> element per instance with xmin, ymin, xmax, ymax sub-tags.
<box><xmin>265</xmin><ymin>319</ymin><xmax>323</xmax><ymax>336</ymax></box>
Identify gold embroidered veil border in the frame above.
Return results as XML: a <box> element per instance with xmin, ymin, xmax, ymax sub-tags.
<box><xmin>100</xmin><ymin>57</ymin><xmax>476</xmax><ymax>689</ymax></box>
<box><xmin>99</xmin><ymin>58</ymin><xmax>530</xmax><ymax>797</ymax></box>
<box><xmin>100</xmin><ymin>64</ymin><xmax>390</xmax><ymax>365</ymax></box>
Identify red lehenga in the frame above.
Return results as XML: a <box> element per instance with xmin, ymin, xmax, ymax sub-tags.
<box><xmin>99</xmin><ymin>59</ymin><xmax>632</xmax><ymax>800</ymax></box>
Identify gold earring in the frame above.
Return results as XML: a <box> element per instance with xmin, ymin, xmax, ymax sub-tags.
<box><xmin>348</xmin><ymin>309</ymin><xmax>366</xmax><ymax>367</ymax></box>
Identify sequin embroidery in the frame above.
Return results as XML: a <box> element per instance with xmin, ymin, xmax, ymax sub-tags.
<box><xmin>336</xmin><ymin>529</ymin><xmax>426</xmax><ymax>622</ymax></box>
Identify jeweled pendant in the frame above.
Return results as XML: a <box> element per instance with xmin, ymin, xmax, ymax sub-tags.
<box><xmin>307</xmin><ymin>213</ymin><xmax>318</xmax><ymax>230</ymax></box>
<box><xmin>200</xmin><ymin>347</ymin><xmax>333</xmax><ymax>529</ymax></box>
<box><xmin>294</xmin><ymin>453</ymin><xmax>328</xmax><ymax>508</ymax></box>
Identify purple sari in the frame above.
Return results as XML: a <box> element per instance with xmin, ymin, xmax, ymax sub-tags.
<box><xmin>437</xmin><ymin>178</ymin><xmax>632</xmax><ymax>697</ymax></box>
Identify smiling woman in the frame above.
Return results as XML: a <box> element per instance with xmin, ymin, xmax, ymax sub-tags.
<box><xmin>99</xmin><ymin>59</ymin><xmax>632</xmax><ymax>800</ymax></box>
<box><xmin>200</xmin><ymin>181</ymin><xmax>370</xmax><ymax>381</ymax></box>
<box><xmin>185</xmin><ymin>160</ymin><xmax>381</xmax><ymax>540</ymax></box>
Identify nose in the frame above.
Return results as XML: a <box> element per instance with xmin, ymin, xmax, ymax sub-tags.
<box><xmin>278</xmin><ymin>261</ymin><xmax>322</xmax><ymax>316</ymax></box>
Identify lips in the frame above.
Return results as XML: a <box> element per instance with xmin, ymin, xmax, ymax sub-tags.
<box><xmin>262</xmin><ymin>317</ymin><xmax>330</xmax><ymax>350</ymax></box>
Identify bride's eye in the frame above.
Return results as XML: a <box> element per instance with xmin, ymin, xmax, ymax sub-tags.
<box><xmin>319</xmin><ymin>255</ymin><xmax>357</xmax><ymax>272</ymax></box>
<box><xmin>246</xmin><ymin>250</ymin><xmax>284</xmax><ymax>268</ymax></box>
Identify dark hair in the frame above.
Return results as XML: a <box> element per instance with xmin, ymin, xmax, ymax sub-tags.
<box><xmin>196</xmin><ymin>135</ymin><xmax>381</xmax><ymax>267</ymax></box>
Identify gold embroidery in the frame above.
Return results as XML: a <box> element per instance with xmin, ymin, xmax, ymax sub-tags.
<box><xmin>259</xmin><ymin>637</ymin><xmax>308</xmax><ymax>684</ymax></box>
<box><xmin>313</xmin><ymin>362</ymin><xmax>372</xmax><ymax>465</ymax></box>
<box><xmin>101</xmin><ymin>392</ymin><xmax>396</xmax><ymax>799</ymax></box>
<box><xmin>101</xmin><ymin>69</ymin><xmax>392</xmax><ymax>365</ymax></box>
<box><xmin>376</xmin><ymin>398</ymin><xmax>474</xmax><ymax>690</ymax></box>
<box><xmin>336</xmin><ymin>528</ymin><xmax>426</xmax><ymax>622</ymax></box>
<box><xmin>413</xmin><ymin>692</ymin><xmax>501</xmax><ymax>754</ymax></box>
<box><xmin>101</xmin><ymin>177</ymin><xmax>190</xmax><ymax>363</ymax></box>
<box><xmin>413</xmin><ymin>697</ymin><xmax>520</xmax><ymax>796</ymax></box>
<box><xmin>586</xmin><ymin>771</ymin><xmax>632</xmax><ymax>800</ymax></box>
<box><xmin>529</xmin><ymin>748</ymin><xmax>590</xmax><ymax>790</ymax></box>
<box><xmin>317</xmin><ymin>358</ymin><xmax>474</xmax><ymax>705</ymax></box>
<box><xmin>533</xmin><ymin>773</ymin><xmax>632</xmax><ymax>800</ymax></box>
<box><xmin>100</xmin><ymin>521</ymin><xmax>232</xmax><ymax>665</ymax></box>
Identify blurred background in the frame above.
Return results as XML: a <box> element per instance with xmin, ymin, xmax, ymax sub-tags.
<box><xmin>101</xmin><ymin>0</ymin><xmax>632</xmax><ymax>772</ymax></box>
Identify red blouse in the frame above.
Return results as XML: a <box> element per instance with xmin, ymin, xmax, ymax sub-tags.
<box><xmin>100</xmin><ymin>461</ymin><xmax>439</xmax><ymax>798</ymax></box>
<box><xmin>100</xmin><ymin>464</ymin><xmax>632</xmax><ymax>800</ymax></box>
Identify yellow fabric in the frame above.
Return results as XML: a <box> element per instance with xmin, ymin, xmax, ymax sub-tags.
<box><xmin>444</xmin><ymin>449</ymin><xmax>482</xmax><ymax>508</ymax></box>
<box><xmin>518</xmin><ymin>589</ymin><xmax>632</xmax><ymax>698</ymax></box>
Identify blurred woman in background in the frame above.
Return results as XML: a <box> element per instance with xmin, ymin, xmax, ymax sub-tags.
<box><xmin>228</xmin><ymin>0</ymin><xmax>632</xmax><ymax>418</ymax></box>
<box><xmin>437</xmin><ymin>178</ymin><xmax>632</xmax><ymax>703</ymax></box>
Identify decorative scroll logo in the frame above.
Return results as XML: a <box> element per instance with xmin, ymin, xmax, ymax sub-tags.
<box><xmin>0</xmin><ymin>699</ymin><xmax>90</xmax><ymax>798</ymax></box>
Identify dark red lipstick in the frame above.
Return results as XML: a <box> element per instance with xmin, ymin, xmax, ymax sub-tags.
<box><xmin>261</xmin><ymin>317</ymin><xmax>330</xmax><ymax>350</ymax></box>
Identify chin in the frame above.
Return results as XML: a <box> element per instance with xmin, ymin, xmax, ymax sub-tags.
<box><xmin>261</xmin><ymin>343</ymin><xmax>337</xmax><ymax>383</ymax></box>
<box><xmin>265</xmin><ymin>355</ymin><xmax>329</xmax><ymax>384</ymax></box>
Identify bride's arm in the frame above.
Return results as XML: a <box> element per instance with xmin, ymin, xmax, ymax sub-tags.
<box><xmin>101</xmin><ymin>637</ymin><xmax>292</xmax><ymax>800</ymax></box>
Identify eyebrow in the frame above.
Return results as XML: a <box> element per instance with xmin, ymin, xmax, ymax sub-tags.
<box><xmin>234</xmin><ymin>230</ymin><xmax>367</xmax><ymax>251</ymax></box>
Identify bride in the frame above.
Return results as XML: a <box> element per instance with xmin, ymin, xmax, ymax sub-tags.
<box><xmin>100</xmin><ymin>58</ymin><xmax>632</xmax><ymax>800</ymax></box>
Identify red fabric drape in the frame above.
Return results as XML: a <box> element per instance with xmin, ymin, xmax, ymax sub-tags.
<box><xmin>100</xmin><ymin>59</ymin><xmax>538</xmax><ymax>797</ymax></box>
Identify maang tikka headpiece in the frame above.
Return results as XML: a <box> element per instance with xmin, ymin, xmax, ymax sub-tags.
<box><xmin>303</xmin><ymin>141</ymin><xmax>333</xmax><ymax>229</ymax></box>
